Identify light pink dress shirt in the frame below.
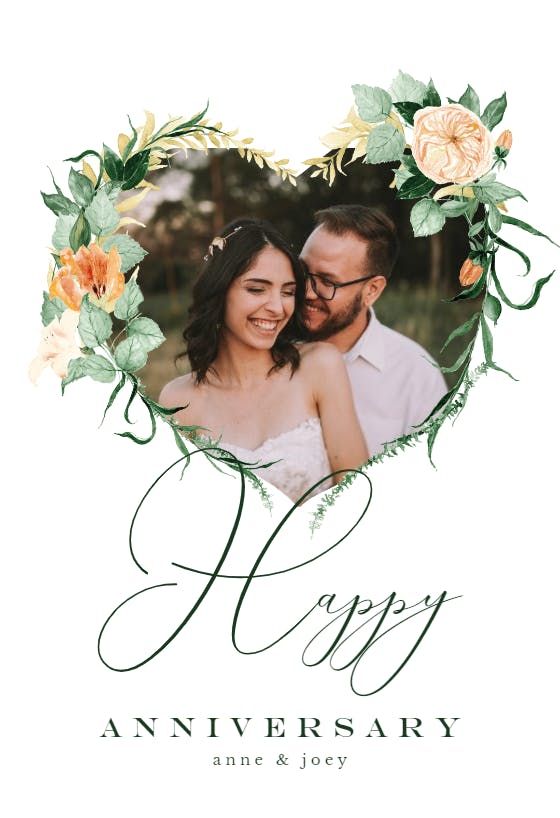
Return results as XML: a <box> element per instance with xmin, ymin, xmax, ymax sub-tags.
<box><xmin>342</xmin><ymin>310</ymin><xmax>447</xmax><ymax>456</ymax></box>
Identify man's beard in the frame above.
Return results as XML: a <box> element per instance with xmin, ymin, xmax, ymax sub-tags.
<box><xmin>304</xmin><ymin>291</ymin><xmax>363</xmax><ymax>341</ymax></box>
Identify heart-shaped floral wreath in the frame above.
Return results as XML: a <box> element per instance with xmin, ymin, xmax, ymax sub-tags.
<box><xmin>31</xmin><ymin>71</ymin><xmax>557</xmax><ymax>522</ymax></box>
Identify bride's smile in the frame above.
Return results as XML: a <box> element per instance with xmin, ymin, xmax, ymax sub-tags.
<box><xmin>222</xmin><ymin>245</ymin><xmax>297</xmax><ymax>351</ymax></box>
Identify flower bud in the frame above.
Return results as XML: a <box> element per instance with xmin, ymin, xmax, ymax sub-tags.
<box><xmin>495</xmin><ymin>129</ymin><xmax>512</xmax><ymax>151</ymax></box>
<box><xmin>459</xmin><ymin>258</ymin><xmax>484</xmax><ymax>287</ymax></box>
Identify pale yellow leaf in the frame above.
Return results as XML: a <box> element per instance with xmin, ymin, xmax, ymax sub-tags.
<box><xmin>118</xmin><ymin>133</ymin><xmax>129</xmax><ymax>157</ymax></box>
<box><xmin>241</xmin><ymin>137</ymin><xmax>254</xmax><ymax>145</ymax></box>
<box><xmin>158</xmin><ymin>116</ymin><xmax>185</xmax><ymax>137</ymax></box>
<box><xmin>288</xmin><ymin>174</ymin><xmax>297</xmax><ymax>187</ymax></box>
<box><xmin>118</xmin><ymin>217</ymin><xmax>146</xmax><ymax>229</ymax></box>
<box><xmin>303</xmin><ymin>156</ymin><xmax>329</xmax><ymax>166</ymax></box>
<box><xmin>310</xmin><ymin>169</ymin><xmax>323</xmax><ymax>178</ymax></box>
<box><xmin>350</xmin><ymin>138</ymin><xmax>368</xmax><ymax>163</ymax></box>
<box><xmin>335</xmin><ymin>148</ymin><xmax>345</xmax><ymax>172</ymax></box>
<box><xmin>116</xmin><ymin>186</ymin><xmax>151</xmax><ymax>213</ymax></box>
<box><xmin>214</xmin><ymin>121</ymin><xmax>222</xmax><ymax>130</ymax></box>
<box><xmin>321</xmin><ymin>130</ymin><xmax>353</xmax><ymax>150</ymax></box>
<box><xmin>345</xmin><ymin>106</ymin><xmax>373</xmax><ymax>133</ymax></box>
<box><xmin>329</xmin><ymin>162</ymin><xmax>336</xmax><ymax>186</ymax></box>
<box><xmin>433</xmin><ymin>185</ymin><xmax>475</xmax><ymax>200</ymax></box>
<box><xmin>82</xmin><ymin>160</ymin><xmax>97</xmax><ymax>184</ymax></box>
<box><xmin>254</xmin><ymin>154</ymin><xmax>264</xmax><ymax>168</ymax></box>
<box><xmin>209</xmin><ymin>133</ymin><xmax>221</xmax><ymax>148</ymax></box>
<box><xmin>138</xmin><ymin>180</ymin><xmax>159</xmax><ymax>190</ymax></box>
<box><xmin>276</xmin><ymin>158</ymin><xmax>290</xmax><ymax>166</ymax></box>
<box><xmin>497</xmin><ymin>201</ymin><xmax>508</xmax><ymax>212</ymax></box>
<box><xmin>138</xmin><ymin>111</ymin><xmax>156</xmax><ymax>149</ymax></box>
<box><xmin>238</xmin><ymin>147</ymin><xmax>245</xmax><ymax>158</ymax></box>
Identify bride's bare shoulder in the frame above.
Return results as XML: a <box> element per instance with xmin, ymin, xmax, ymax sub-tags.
<box><xmin>298</xmin><ymin>341</ymin><xmax>345</xmax><ymax>372</ymax></box>
<box><xmin>158</xmin><ymin>373</ymin><xmax>196</xmax><ymax>408</ymax></box>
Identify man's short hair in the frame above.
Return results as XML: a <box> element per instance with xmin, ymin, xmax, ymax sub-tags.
<box><xmin>313</xmin><ymin>204</ymin><xmax>399</xmax><ymax>279</ymax></box>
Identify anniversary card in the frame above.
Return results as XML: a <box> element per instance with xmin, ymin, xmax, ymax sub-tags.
<box><xmin>5</xmin><ymin>3</ymin><xmax>558</xmax><ymax>815</ymax></box>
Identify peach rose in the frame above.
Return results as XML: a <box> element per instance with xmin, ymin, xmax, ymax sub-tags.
<box><xmin>411</xmin><ymin>104</ymin><xmax>494</xmax><ymax>185</ymax></box>
<box><xmin>459</xmin><ymin>258</ymin><xmax>484</xmax><ymax>287</ymax></box>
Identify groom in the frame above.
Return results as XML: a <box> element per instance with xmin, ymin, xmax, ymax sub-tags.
<box><xmin>300</xmin><ymin>204</ymin><xmax>447</xmax><ymax>456</ymax></box>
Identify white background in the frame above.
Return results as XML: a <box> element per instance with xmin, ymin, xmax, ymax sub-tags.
<box><xmin>3</xmin><ymin>2</ymin><xmax>558</xmax><ymax>815</ymax></box>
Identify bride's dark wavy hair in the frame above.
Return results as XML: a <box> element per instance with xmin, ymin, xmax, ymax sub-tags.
<box><xmin>179</xmin><ymin>217</ymin><xmax>307</xmax><ymax>383</ymax></box>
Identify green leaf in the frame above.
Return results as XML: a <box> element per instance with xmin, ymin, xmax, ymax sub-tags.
<box><xmin>440</xmin><ymin>199</ymin><xmax>479</xmax><ymax>219</ymax></box>
<box><xmin>116</xmin><ymin>398</ymin><xmax>156</xmax><ymax>444</ymax></box>
<box><xmin>458</xmin><ymin>85</ymin><xmax>480</xmax><ymax>116</ymax></box>
<box><xmin>114</xmin><ymin>276</ymin><xmax>144</xmax><ymax>321</ymax></box>
<box><xmin>52</xmin><ymin>214</ymin><xmax>76</xmax><ymax>251</ymax></box>
<box><xmin>122</xmin><ymin>149</ymin><xmax>150</xmax><ymax>190</ymax></box>
<box><xmin>100</xmin><ymin>372</ymin><xmax>126</xmax><ymax>426</ymax></box>
<box><xmin>494</xmin><ymin>235</ymin><xmax>531</xmax><ymax>276</ymax></box>
<box><xmin>365</xmin><ymin>123</ymin><xmax>406</xmax><ymax>164</ymax></box>
<box><xmin>61</xmin><ymin>354</ymin><xmax>116</xmax><ymax>394</ymax></box>
<box><xmin>440</xmin><ymin>313</ymin><xmax>479</xmax><ymax>352</ymax></box>
<box><xmin>396</xmin><ymin>172</ymin><xmax>434</xmax><ymax>199</ymax></box>
<box><xmin>122</xmin><ymin>116</ymin><xmax>138</xmax><ymax>163</ymax></box>
<box><xmin>103</xmin><ymin>234</ymin><xmax>148</xmax><ymax>273</ymax></box>
<box><xmin>41</xmin><ymin>191</ymin><xmax>80</xmax><ymax>217</ymax></box>
<box><xmin>446</xmin><ymin>273</ymin><xmax>486</xmax><ymax>302</ymax></box>
<box><xmin>68</xmin><ymin>167</ymin><xmax>94</xmax><ymax>207</ymax></box>
<box><xmin>85</xmin><ymin>189</ymin><xmax>120</xmax><ymax>236</ymax></box>
<box><xmin>47</xmin><ymin>167</ymin><xmax>64</xmax><ymax>196</ymax></box>
<box><xmin>483</xmin><ymin>293</ymin><xmax>502</xmax><ymax>324</ymax></box>
<box><xmin>127</xmin><ymin>317</ymin><xmax>165</xmax><ymax>351</ymax></box>
<box><xmin>114</xmin><ymin>335</ymin><xmax>148</xmax><ymax>372</ymax></box>
<box><xmin>41</xmin><ymin>292</ymin><xmax>67</xmax><ymax>326</ymax></box>
<box><xmin>393</xmin><ymin>101</ymin><xmax>422</xmax><ymax>126</ymax></box>
<box><xmin>352</xmin><ymin>84</ymin><xmax>393</xmax><ymax>123</ymax></box>
<box><xmin>410</xmin><ymin>198</ymin><xmax>446</xmax><ymax>237</ymax></box>
<box><xmin>78</xmin><ymin>294</ymin><xmax>113</xmax><ymax>347</ymax></box>
<box><xmin>393</xmin><ymin>165</ymin><xmax>414</xmax><ymax>190</ymax></box>
<box><xmin>481</xmin><ymin>92</ymin><xmax>507</xmax><ymax>130</ymax></box>
<box><xmin>468</xmin><ymin>220</ymin><xmax>485</xmax><ymax>237</ymax></box>
<box><xmin>103</xmin><ymin>144</ymin><xmax>125</xmax><ymax>182</ymax></box>
<box><xmin>64</xmin><ymin>149</ymin><xmax>102</xmax><ymax>163</ymax></box>
<box><xmin>439</xmin><ymin>339</ymin><xmax>475</xmax><ymax>374</ymax></box>
<box><xmin>480</xmin><ymin>315</ymin><xmax>494</xmax><ymax>364</ymax></box>
<box><xmin>104</xmin><ymin>181</ymin><xmax>123</xmax><ymax>202</ymax></box>
<box><xmin>473</xmin><ymin>181</ymin><xmax>526</xmax><ymax>204</ymax></box>
<box><xmin>124</xmin><ymin>378</ymin><xmax>138</xmax><ymax>422</ymax></box>
<box><xmin>69</xmin><ymin>211</ymin><xmax>91</xmax><ymax>252</ymax></box>
<box><xmin>423</xmin><ymin>78</ymin><xmax>441</xmax><ymax>107</ymax></box>
<box><xmin>501</xmin><ymin>215</ymin><xmax>560</xmax><ymax>247</ymax></box>
<box><xmin>389</xmin><ymin>71</ymin><xmax>427</xmax><ymax>104</ymax></box>
<box><xmin>488</xmin><ymin>203</ymin><xmax>503</xmax><ymax>234</ymax></box>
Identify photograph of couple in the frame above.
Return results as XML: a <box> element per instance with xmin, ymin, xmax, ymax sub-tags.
<box><xmin>158</xmin><ymin>205</ymin><xmax>447</xmax><ymax>501</ymax></box>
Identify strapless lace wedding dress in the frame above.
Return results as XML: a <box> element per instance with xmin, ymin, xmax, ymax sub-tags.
<box><xmin>217</xmin><ymin>417</ymin><xmax>334</xmax><ymax>502</ymax></box>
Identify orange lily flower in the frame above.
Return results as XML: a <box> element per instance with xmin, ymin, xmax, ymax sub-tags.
<box><xmin>50</xmin><ymin>243</ymin><xmax>125</xmax><ymax>313</ymax></box>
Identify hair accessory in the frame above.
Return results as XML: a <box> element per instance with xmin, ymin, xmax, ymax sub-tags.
<box><xmin>204</xmin><ymin>225</ymin><xmax>243</xmax><ymax>261</ymax></box>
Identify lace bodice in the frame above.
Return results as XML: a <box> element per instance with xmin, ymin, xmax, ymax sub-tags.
<box><xmin>218</xmin><ymin>417</ymin><xmax>334</xmax><ymax>502</ymax></box>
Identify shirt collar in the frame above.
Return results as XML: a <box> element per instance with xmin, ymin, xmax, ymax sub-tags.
<box><xmin>343</xmin><ymin>308</ymin><xmax>385</xmax><ymax>371</ymax></box>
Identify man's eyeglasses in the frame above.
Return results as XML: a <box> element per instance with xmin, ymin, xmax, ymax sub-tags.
<box><xmin>306</xmin><ymin>272</ymin><xmax>375</xmax><ymax>301</ymax></box>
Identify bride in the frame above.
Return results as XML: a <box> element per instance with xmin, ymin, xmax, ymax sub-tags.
<box><xmin>159</xmin><ymin>217</ymin><xmax>367</xmax><ymax>501</ymax></box>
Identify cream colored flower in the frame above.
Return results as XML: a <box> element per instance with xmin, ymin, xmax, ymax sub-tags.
<box><xmin>411</xmin><ymin>104</ymin><xmax>494</xmax><ymax>185</ymax></box>
<box><xmin>29</xmin><ymin>309</ymin><xmax>82</xmax><ymax>383</ymax></box>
